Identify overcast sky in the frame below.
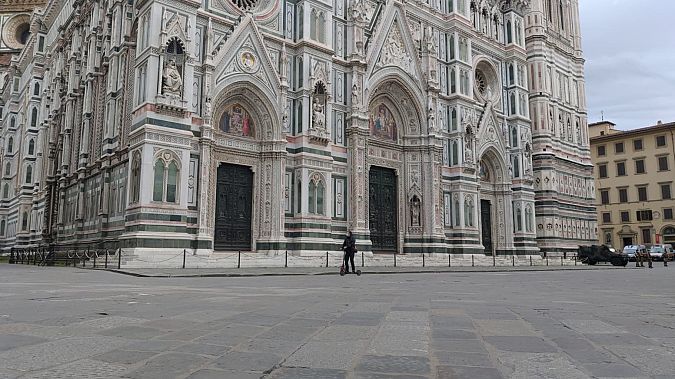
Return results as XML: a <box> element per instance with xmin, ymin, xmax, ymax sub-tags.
<box><xmin>579</xmin><ymin>0</ymin><xmax>675</xmax><ymax>130</ymax></box>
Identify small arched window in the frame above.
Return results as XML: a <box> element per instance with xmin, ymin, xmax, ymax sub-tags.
<box><xmin>21</xmin><ymin>211</ymin><xmax>28</xmax><ymax>231</ymax></box>
<box><xmin>2</xmin><ymin>183</ymin><xmax>8</xmax><ymax>198</ymax></box>
<box><xmin>4</xmin><ymin>162</ymin><xmax>10</xmax><ymax>176</ymax></box>
<box><xmin>31</xmin><ymin>108</ymin><xmax>38</xmax><ymax>127</ymax></box>
<box><xmin>7</xmin><ymin>137</ymin><xmax>14</xmax><ymax>153</ymax></box>
<box><xmin>28</xmin><ymin>139</ymin><xmax>35</xmax><ymax>155</ymax></box>
<box><xmin>525</xmin><ymin>206</ymin><xmax>533</xmax><ymax>232</ymax></box>
<box><xmin>513</xmin><ymin>157</ymin><xmax>520</xmax><ymax>178</ymax></box>
<box><xmin>506</xmin><ymin>20</ymin><xmax>513</xmax><ymax>43</ymax></box>
<box><xmin>464</xmin><ymin>197</ymin><xmax>474</xmax><ymax>227</ymax></box>
<box><xmin>318</xmin><ymin>12</ymin><xmax>326</xmax><ymax>43</ymax></box>
<box><xmin>511</xmin><ymin>127</ymin><xmax>518</xmax><ymax>147</ymax></box>
<box><xmin>308</xmin><ymin>175</ymin><xmax>325</xmax><ymax>215</ymax></box>
<box><xmin>0</xmin><ymin>219</ymin><xmax>5</xmax><ymax>235</ymax></box>
<box><xmin>516</xmin><ymin>207</ymin><xmax>523</xmax><ymax>231</ymax></box>
<box><xmin>152</xmin><ymin>153</ymin><xmax>180</xmax><ymax>203</ymax></box>
<box><xmin>508</xmin><ymin>64</ymin><xmax>515</xmax><ymax>85</ymax></box>
<box><xmin>25</xmin><ymin>165</ymin><xmax>32</xmax><ymax>184</ymax></box>
<box><xmin>510</xmin><ymin>93</ymin><xmax>516</xmax><ymax>115</ymax></box>
<box><xmin>10</xmin><ymin>117</ymin><xmax>15</xmax><ymax>129</ymax></box>
<box><xmin>33</xmin><ymin>83</ymin><xmax>40</xmax><ymax>96</ymax></box>
<box><xmin>449</xmin><ymin>34</ymin><xmax>455</xmax><ymax>59</ymax></box>
<box><xmin>450</xmin><ymin>68</ymin><xmax>457</xmax><ymax>93</ymax></box>
<box><xmin>310</xmin><ymin>9</ymin><xmax>317</xmax><ymax>41</ymax></box>
<box><xmin>130</xmin><ymin>153</ymin><xmax>141</xmax><ymax>203</ymax></box>
<box><xmin>452</xmin><ymin>140</ymin><xmax>459</xmax><ymax>165</ymax></box>
<box><xmin>559</xmin><ymin>1</ymin><xmax>565</xmax><ymax>30</ymax></box>
<box><xmin>454</xmin><ymin>199</ymin><xmax>460</xmax><ymax>226</ymax></box>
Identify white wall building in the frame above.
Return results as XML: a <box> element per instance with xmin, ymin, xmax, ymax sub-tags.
<box><xmin>0</xmin><ymin>0</ymin><xmax>596</xmax><ymax>261</ymax></box>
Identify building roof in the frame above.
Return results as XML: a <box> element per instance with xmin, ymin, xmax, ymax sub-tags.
<box><xmin>589</xmin><ymin>121</ymin><xmax>675</xmax><ymax>143</ymax></box>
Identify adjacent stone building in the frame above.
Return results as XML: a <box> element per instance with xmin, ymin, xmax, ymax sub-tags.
<box><xmin>590</xmin><ymin>121</ymin><xmax>675</xmax><ymax>249</ymax></box>
<box><xmin>0</xmin><ymin>0</ymin><xmax>595</xmax><ymax>262</ymax></box>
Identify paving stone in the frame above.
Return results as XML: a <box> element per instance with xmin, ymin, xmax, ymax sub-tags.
<box><xmin>431</xmin><ymin>338</ymin><xmax>489</xmax><ymax>353</ymax></box>
<box><xmin>98</xmin><ymin>325</ymin><xmax>167</xmax><ymax>339</ymax></box>
<box><xmin>334</xmin><ymin>312</ymin><xmax>385</xmax><ymax>326</ymax></box>
<box><xmin>0</xmin><ymin>368</ymin><xmax>21</xmax><ymax>379</ymax></box>
<box><xmin>474</xmin><ymin>320</ymin><xmax>538</xmax><ymax>336</ymax></box>
<box><xmin>213</xmin><ymin>350</ymin><xmax>282</xmax><ymax>372</ymax></box>
<box><xmin>254</xmin><ymin>326</ymin><xmax>318</xmax><ymax>341</ymax></box>
<box><xmin>72</xmin><ymin>316</ymin><xmax>149</xmax><ymax>330</ymax></box>
<box><xmin>280</xmin><ymin>318</ymin><xmax>330</xmax><ymax>328</ymax></box>
<box><xmin>435</xmin><ymin>351</ymin><xmax>493</xmax><ymax>367</ymax></box>
<box><xmin>562</xmin><ymin>319</ymin><xmax>625</xmax><ymax>334</ymax></box>
<box><xmin>432</xmin><ymin>329</ymin><xmax>478</xmax><ymax>340</ymax></box>
<box><xmin>352</xmin><ymin>373</ymin><xmax>429</xmax><ymax>379</ymax></box>
<box><xmin>312</xmin><ymin>325</ymin><xmax>377</xmax><ymax>341</ymax></box>
<box><xmin>238</xmin><ymin>338</ymin><xmax>301</xmax><ymax>357</ymax></box>
<box><xmin>125</xmin><ymin>339</ymin><xmax>186</xmax><ymax>352</ymax></box>
<box><xmin>185</xmin><ymin>369</ymin><xmax>261</xmax><ymax>379</ymax></box>
<box><xmin>94</xmin><ymin>349</ymin><xmax>157</xmax><ymax>365</ymax></box>
<box><xmin>583</xmin><ymin>362</ymin><xmax>645</xmax><ymax>377</ymax></box>
<box><xmin>605</xmin><ymin>345</ymin><xmax>675</xmax><ymax>376</ymax></box>
<box><xmin>155</xmin><ymin>328</ymin><xmax>214</xmax><ymax>341</ymax></box>
<box><xmin>583</xmin><ymin>333</ymin><xmax>654</xmax><ymax>346</ymax></box>
<box><xmin>140</xmin><ymin>318</ymin><xmax>192</xmax><ymax>331</ymax></box>
<box><xmin>123</xmin><ymin>352</ymin><xmax>209</xmax><ymax>379</ymax></box>
<box><xmin>268</xmin><ymin>367</ymin><xmax>347</xmax><ymax>379</ymax></box>
<box><xmin>484</xmin><ymin>336</ymin><xmax>557</xmax><ymax>353</ymax></box>
<box><xmin>20</xmin><ymin>358</ymin><xmax>129</xmax><ymax>379</ymax></box>
<box><xmin>224</xmin><ymin>313</ymin><xmax>288</xmax><ymax>327</ymax></box>
<box><xmin>285</xmin><ymin>340</ymin><xmax>368</xmax><ymax>370</ymax></box>
<box><xmin>355</xmin><ymin>355</ymin><xmax>430</xmax><ymax>375</ymax></box>
<box><xmin>385</xmin><ymin>311</ymin><xmax>428</xmax><ymax>323</ymax></box>
<box><xmin>172</xmin><ymin>343</ymin><xmax>231</xmax><ymax>357</ymax></box>
<box><xmin>437</xmin><ymin>365</ymin><xmax>504</xmax><ymax>379</ymax></box>
<box><xmin>0</xmin><ymin>334</ymin><xmax>48</xmax><ymax>351</ymax></box>
<box><xmin>495</xmin><ymin>351</ymin><xmax>590</xmax><ymax>379</ymax></box>
<box><xmin>0</xmin><ymin>336</ymin><xmax>128</xmax><ymax>371</ymax></box>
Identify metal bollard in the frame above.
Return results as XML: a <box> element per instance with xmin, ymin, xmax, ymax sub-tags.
<box><xmin>285</xmin><ymin>251</ymin><xmax>288</xmax><ymax>268</ymax></box>
<box><xmin>182</xmin><ymin>249</ymin><xmax>186</xmax><ymax>269</ymax></box>
<box><xmin>449</xmin><ymin>254</ymin><xmax>451</xmax><ymax>267</ymax></box>
<box><xmin>574</xmin><ymin>256</ymin><xmax>577</xmax><ymax>266</ymax></box>
<box><xmin>394</xmin><ymin>253</ymin><xmax>397</xmax><ymax>267</ymax></box>
<box><xmin>93</xmin><ymin>253</ymin><xmax>97</xmax><ymax>269</ymax></box>
<box><xmin>512</xmin><ymin>255</ymin><xmax>515</xmax><ymax>267</ymax></box>
<box><xmin>546</xmin><ymin>256</ymin><xmax>549</xmax><ymax>266</ymax></box>
<box><xmin>238</xmin><ymin>251</ymin><xmax>241</xmax><ymax>269</ymax></box>
<box><xmin>561</xmin><ymin>256</ymin><xmax>563</xmax><ymax>266</ymax></box>
<box><xmin>530</xmin><ymin>256</ymin><xmax>532</xmax><ymax>266</ymax></box>
<box><xmin>105</xmin><ymin>249</ymin><xmax>109</xmax><ymax>269</ymax></box>
<box><xmin>361</xmin><ymin>252</ymin><xmax>364</xmax><ymax>267</ymax></box>
<box><xmin>118</xmin><ymin>248</ymin><xmax>121</xmax><ymax>269</ymax></box>
<box><xmin>472</xmin><ymin>255</ymin><xmax>475</xmax><ymax>267</ymax></box>
<box><xmin>422</xmin><ymin>253</ymin><xmax>425</xmax><ymax>267</ymax></box>
<box><xmin>326</xmin><ymin>251</ymin><xmax>329</xmax><ymax>268</ymax></box>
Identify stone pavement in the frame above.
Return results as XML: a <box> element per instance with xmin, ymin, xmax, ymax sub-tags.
<box><xmin>1</xmin><ymin>264</ymin><xmax>674</xmax><ymax>378</ymax></box>
<box><xmin>107</xmin><ymin>264</ymin><xmax>620</xmax><ymax>278</ymax></box>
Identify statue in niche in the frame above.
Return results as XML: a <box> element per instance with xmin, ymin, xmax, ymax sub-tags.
<box><xmin>411</xmin><ymin>196</ymin><xmax>421</xmax><ymax>226</ymax></box>
<box><xmin>312</xmin><ymin>97</ymin><xmax>325</xmax><ymax>131</ymax></box>
<box><xmin>282</xmin><ymin>105</ymin><xmax>289</xmax><ymax>133</ymax></box>
<box><xmin>424</xmin><ymin>26</ymin><xmax>436</xmax><ymax>55</ymax></box>
<box><xmin>162</xmin><ymin>59</ymin><xmax>183</xmax><ymax>96</ymax></box>
<box><xmin>351</xmin><ymin>82</ymin><xmax>360</xmax><ymax>109</ymax></box>
<box><xmin>465</xmin><ymin>125</ymin><xmax>475</xmax><ymax>165</ymax></box>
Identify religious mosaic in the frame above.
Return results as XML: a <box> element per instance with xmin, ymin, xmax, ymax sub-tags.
<box><xmin>369</xmin><ymin>104</ymin><xmax>397</xmax><ymax>141</ymax></box>
<box><xmin>219</xmin><ymin>104</ymin><xmax>254</xmax><ymax>137</ymax></box>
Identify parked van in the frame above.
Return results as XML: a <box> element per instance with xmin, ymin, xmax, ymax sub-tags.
<box><xmin>623</xmin><ymin>245</ymin><xmax>647</xmax><ymax>262</ymax></box>
<box><xmin>649</xmin><ymin>244</ymin><xmax>674</xmax><ymax>261</ymax></box>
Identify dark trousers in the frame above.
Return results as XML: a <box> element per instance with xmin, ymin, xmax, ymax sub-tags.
<box><xmin>344</xmin><ymin>251</ymin><xmax>355</xmax><ymax>272</ymax></box>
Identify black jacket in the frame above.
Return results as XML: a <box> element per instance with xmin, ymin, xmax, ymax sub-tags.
<box><xmin>342</xmin><ymin>235</ymin><xmax>356</xmax><ymax>254</ymax></box>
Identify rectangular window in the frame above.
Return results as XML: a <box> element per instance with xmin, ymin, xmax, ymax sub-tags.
<box><xmin>642</xmin><ymin>228</ymin><xmax>652</xmax><ymax>244</ymax></box>
<box><xmin>600</xmin><ymin>190</ymin><xmax>609</xmax><ymax>205</ymax></box>
<box><xmin>614</xmin><ymin>142</ymin><xmax>624</xmax><ymax>154</ymax></box>
<box><xmin>618</xmin><ymin>188</ymin><xmax>628</xmax><ymax>203</ymax></box>
<box><xmin>635</xmin><ymin>159</ymin><xmax>645</xmax><ymax>174</ymax></box>
<box><xmin>662</xmin><ymin>183</ymin><xmax>672</xmax><ymax>200</ymax></box>
<box><xmin>638</xmin><ymin>186</ymin><xmax>648</xmax><ymax>202</ymax></box>
<box><xmin>621</xmin><ymin>211</ymin><xmax>630</xmax><ymax>222</ymax></box>
<box><xmin>658</xmin><ymin>156</ymin><xmax>669</xmax><ymax>171</ymax></box>
<box><xmin>598</xmin><ymin>164</ymin><xmax>608</xmax><ymax>178</ymax></box>
<box><xmin>616</xmin><ymin>161</ymin><xmax>626</xmax><ymax>176</ymax></box>
<box><xmin>636</xmin><ymin>210</ymin><xmax>653</xmax><ymax>222</ymax></box>
<box><xmin>602</xmin><ymin>212</ymin><xmax>611</xmax><ymax>224</ymax></box>
<box><xmin>656</xmin><ymin>135</ymin><xmax>667</xmax><ymax>147</ymax></box>
<box><xmin>664</xmin><ymin>208</ymin><xmax>674</xmax><ymax>220</ymax></box>
<box><xmin>633</xmin><ymin>139</ymin><xmax>643</xmax><ymax>151</ymax></box>
<box><xmin>597</xmin><ymin>145</ymin><xmax>606</xmax><ymax>156</ymax></box>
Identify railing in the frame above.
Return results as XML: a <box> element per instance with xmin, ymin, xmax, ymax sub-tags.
<box><xmin>8</xmin><ymin>248</ymin><xmax>121</xmax><ymax>268</ymax></box>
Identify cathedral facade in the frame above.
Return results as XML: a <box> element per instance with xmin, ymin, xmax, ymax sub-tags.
<box><xmin>0</xmin><ymin>0</ymin><xmax>596</xmax><ymax>260</ymax></box>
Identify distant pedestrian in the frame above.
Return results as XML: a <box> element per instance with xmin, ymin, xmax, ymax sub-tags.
<box><xmin>342</xmin><ymin>231</ymin><xmax>356</xmax><ymax>274</ymax></box>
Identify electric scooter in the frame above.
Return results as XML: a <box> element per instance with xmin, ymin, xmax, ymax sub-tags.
<box><xmin>339</xmin><ymin>249</ymin><xmax>361</xmax><ymax>276</ymax></box>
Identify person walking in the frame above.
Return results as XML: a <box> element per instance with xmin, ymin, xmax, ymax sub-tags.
<box><xmin>342</xmin><ymin>231</ymin><xmax>357</xmax><ymax>274</ymax></box>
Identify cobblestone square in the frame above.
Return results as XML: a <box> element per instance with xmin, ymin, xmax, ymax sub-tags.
<box><xmin>1</xmin><ymin>265</ymin><xmax>674</xmax><ymax>378</ymax></box>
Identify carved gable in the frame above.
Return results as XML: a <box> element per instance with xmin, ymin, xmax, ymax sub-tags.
<box><xmin>213</xmin><ymin>15</ymin><xmax>282</xmax><ymax>95</ymax></box>
<box><xmin>366</xmin><ymin>3</ymin><xmax>422</xmax><ymax>84</ymax></box>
